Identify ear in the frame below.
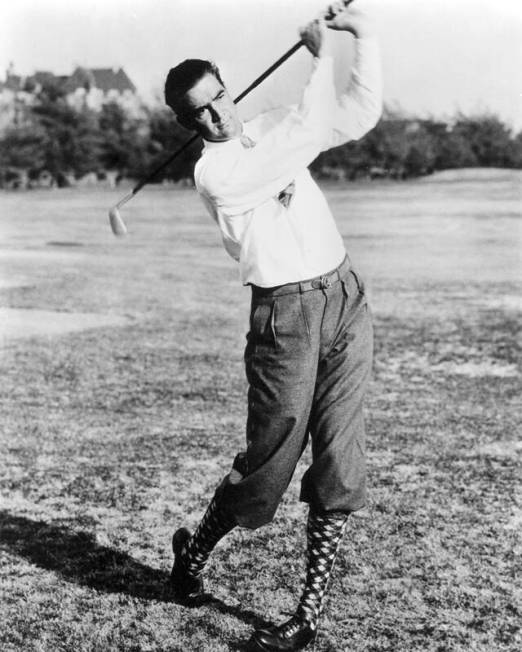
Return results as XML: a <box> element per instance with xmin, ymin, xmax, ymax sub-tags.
<box><xmin>176</xmin><ymin>113</ymin><xmax>195</xmax><ymax>132</ymax></box>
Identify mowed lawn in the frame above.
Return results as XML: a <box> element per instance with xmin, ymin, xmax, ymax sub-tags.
<box><xmin>0</xmin><ymin>170</ymin><xmax>520</xmax><ymax>651</ymax></box>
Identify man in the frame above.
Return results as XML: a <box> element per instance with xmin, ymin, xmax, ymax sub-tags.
<box><xmin>164</xmin><ymin>3</ymin><xmax>381</xmax><ymax>650</ymax></box>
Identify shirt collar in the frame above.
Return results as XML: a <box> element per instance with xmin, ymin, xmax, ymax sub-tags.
<box><xmin>202</xmin><ymin>124</ymin><xmax>250</xmax><ymax>151</ymax></box>
<box><xmin>202</xmin><ymin>136</ymin><xmax>241</xmax><ymax>151</ymax></box>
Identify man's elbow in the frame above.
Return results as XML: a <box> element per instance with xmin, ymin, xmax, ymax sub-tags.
<box><xmin>367</xmin><ymin>99</ymin><xmax>383</xmax><ymax>131</ymax></box>
<box><xmin>366</xmin><ymin>89</ymin><xmax>383</xmax><ymax>126</ymax></box>
<box><xmin>353</xmin><ymin>101</ymin><xmax>382</xmax><ymax>140</ymax></box>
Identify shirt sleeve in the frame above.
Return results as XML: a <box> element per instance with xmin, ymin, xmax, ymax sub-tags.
<box><xmin>327</xmin><ymin>38</ymin><xmax>383</xmax><ymax>149</ymax></box>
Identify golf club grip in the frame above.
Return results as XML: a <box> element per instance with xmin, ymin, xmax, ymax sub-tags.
<box><xmin>131</xmin><ymin>0</ymin><xmax>355</xmax><ymax>193</ymax></box>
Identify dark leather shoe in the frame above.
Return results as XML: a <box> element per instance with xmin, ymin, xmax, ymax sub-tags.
<box><xmin>169</xmin><ymin>527</ymin><xmax>209</xmax><ymax>606</ymax></box>
<box><xmin>251</xmin><ymin>615</ymin><xmax>316</xmax><ymax>651</ymax></box>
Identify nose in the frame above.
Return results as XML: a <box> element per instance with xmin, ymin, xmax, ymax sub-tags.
<box><xmin>209</xmin><ymin>103</ymin><xmax>225</xmax><ymax>124</ymax></box>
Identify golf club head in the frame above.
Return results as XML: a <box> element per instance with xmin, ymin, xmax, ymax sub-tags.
<box><xmin>109</xmin><ymin>206</ymin><xmax>128</xmax><ymax>236</ymax></box>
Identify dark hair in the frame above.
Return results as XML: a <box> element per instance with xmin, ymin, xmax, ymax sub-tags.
<box><xmin>164</xmin><ymin>59</ymin><xmax>225</xmax><ymax>116</ymax></box>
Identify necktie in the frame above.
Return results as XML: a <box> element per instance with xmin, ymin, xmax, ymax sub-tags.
<box><xmin>240</xmin><ymin>133</ymin><xmax>256</xmax><ymax>149</ymax></box>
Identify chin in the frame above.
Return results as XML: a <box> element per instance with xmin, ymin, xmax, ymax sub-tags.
<box><xmin>216</xmin><ymin>128</ymin><xmax>239</xmax><ymax>142</ymax></box>
<box><xmin>205</xmin><ymin>121</ymin><xmax>241</xmax><ymax>142</ymax></box>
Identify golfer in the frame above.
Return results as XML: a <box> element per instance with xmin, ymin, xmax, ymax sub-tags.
<box><xmin>164</xmin><ymin>3</ymin><xmax>381</xmax><ymax>649</ymax></box>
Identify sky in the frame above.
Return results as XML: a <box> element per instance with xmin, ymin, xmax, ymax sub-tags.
<box><xmin>2</xmin><ymin>0</ymin><xmax>522</xmax><ymax>129</ymax></box>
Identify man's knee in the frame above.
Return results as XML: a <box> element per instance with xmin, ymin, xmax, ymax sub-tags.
<box><xmin>216</xmin><ymin>465</ymin><xmax>286</xmax><ymax>530</ymax></box>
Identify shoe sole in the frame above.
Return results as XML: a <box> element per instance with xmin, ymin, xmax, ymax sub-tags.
<box><xmin>249</xmin><ymin>630</ymin><xmax>316</xmax><ymax>651</ymax></box>
<box><xmin>247</xmin><ymin>638</ymin><xmax>272</xmax><ymax>652</ymax></box>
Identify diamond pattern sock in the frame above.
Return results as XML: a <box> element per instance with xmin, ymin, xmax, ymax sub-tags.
<box><xmin>181</xmin><ymin>492</ymin><xmax>236</xmax><ymax>577</ymax></box>
<box><xmin>296</xmin><ymin>509</ymin><xmax>349</xmax><ymax>630</ymax></box>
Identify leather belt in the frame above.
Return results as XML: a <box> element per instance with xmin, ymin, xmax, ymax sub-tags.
<box><xmin>251</xmin><ymin>256</ymin><xmax>350</xmax><ymax>298</ymax></box>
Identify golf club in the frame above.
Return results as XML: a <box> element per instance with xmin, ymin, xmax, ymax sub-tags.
<box><xmin>109</xmin><ymin>0</ymin><xmax>354</xmax><ymax>236</ymax></box>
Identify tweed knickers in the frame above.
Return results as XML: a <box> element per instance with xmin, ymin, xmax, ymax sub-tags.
<box><xmin>217</xmin><ymin>256</ymin><xmax>373</xmax><ymax>529</ymax></box>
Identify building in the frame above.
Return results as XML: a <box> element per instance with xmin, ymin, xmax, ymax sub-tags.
<box><xmin>0</xmin><ymin>63</ymin><xmax>143</xmax><ymax>133</ymax></box>
<box><xmin>0</xmin><ymin>65</ymin><xmax>34</xmax><ymax>131</ymax></box>
<box><xmin>63</xmin><ymin>67</ymin><xmax>142</xmax><ymax>117</ymax></box>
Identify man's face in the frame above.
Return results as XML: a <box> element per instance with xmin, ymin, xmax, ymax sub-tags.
<box><xmin>179</xmin><ymin>73</ymin><xmax>241</xmax><ymax>142</ymax></box>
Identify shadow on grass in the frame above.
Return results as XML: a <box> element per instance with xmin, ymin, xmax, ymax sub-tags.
<box><xmin>0</xmin><ymin>511</ymin><xmax>270</xmax><ymax>635</ymax></box>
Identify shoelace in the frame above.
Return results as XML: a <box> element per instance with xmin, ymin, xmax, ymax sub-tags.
<box><xmin>271</xmin><ymin>613</ymin><xmax>318</xmax><ymax>651</ymax></box>
<box><xmin>279</xmin><ymin>615</ymin><xmax>311</xmax><ymax>639</ymax></box>
<box><xmin>281</xmin><ymin>619</ymin><xmax>300</xmax><ymax>639</ymax></box>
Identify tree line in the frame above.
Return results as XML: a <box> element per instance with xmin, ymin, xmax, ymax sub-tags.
<box><xmin>1</xmin><ymin>79</ymin><xmax>521</xmax><ymax>188</ymax></box>
<box><xmin>312</xmin><ymin>108</ymin><xmax>522</xmax><ymax>180</ymax></box>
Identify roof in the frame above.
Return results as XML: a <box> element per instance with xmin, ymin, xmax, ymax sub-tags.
<box><xmin>24</xmin><ymin>71</ymin><xmax>57</xmax><ymax>91</ymax></box>
<box><xmin>1</xmin><ymin>66</ymin><xmax>136</xmax><ymax>96</ymax></box>
<box><xmin>1</xmin><ymin>75</ymin><xmax>22</xmax><ymax>92</ymax></box>
<box><xmin>29</xmin><ymin>71</ymin><xmax>55</xmax><ymax>84</ymax></box>
<box><xmin>65</xmin><ymin>67</ymin><xmax>136</xmax><ymax>94</ymax></box>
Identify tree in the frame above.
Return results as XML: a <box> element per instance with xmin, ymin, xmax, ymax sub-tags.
<box><xmin>451</xmin><ymin>114</ymin><xmax>517</xmax><ymax>167</ymax></box>
<box><xmin>0</xmin><ymin>124</ymin><xmax>47</xmax><ymax>171</ymax></box>
<box><xmin>32</xmin><ymin>99</ymin><xmax>101</xmax><ymax>181</ymax></box>
<box><xmin>512</xmin><ymin>131</ymin><xmax>522</xmax><ymax>168</ymax></box>
<box><xmin>145</xmin><ymin>107</ymin><xmax>201</xmax><ymax>181</ymax></box>
<box><xmin>98</xmin><ymin>101</ymin><xmax>140</xmax><ymax>175</ymax></box>
<box><xmin>3</xmin><ymin>82</ymin><xmax>521</xmax><ymax>189</ymax></box>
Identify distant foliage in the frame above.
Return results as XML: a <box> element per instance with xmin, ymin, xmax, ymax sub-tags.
<box><xmin>311</xmin><ymin>107</ymin><xmax>522</xmax><ymax>181</ymax></box>
<box><xmin>0</xmin><ymin>78</ymin><xmax>201</xmax><ymax>188</ymax></box>
<box><xmin>31</xmin><ymin>88</ymin><xmax>102</xmax><ymax>184</ymax></box>
<box><xmin>0</xmin><ymin>87</ymin><xmax>521</xmax><ymax>188</ymax></box>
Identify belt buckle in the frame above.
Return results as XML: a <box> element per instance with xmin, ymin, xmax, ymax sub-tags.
<box><xmin>319</xmin><ymin>275</ymin><xmax>332</xmax><ymax>289</ymax></box>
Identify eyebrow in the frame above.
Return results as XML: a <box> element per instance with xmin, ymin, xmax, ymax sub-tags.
<box><xmin>191</xmin><ymin>89</ymin><xmax>225</xmax><ymax>114</ymax></box>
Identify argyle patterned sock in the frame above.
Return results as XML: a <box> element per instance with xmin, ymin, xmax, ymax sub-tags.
<box><xmin>296</xmin><ymin>509</ymin><xmax>349</xmax><ymax>630</ymax></box>
<box><xmin>181</xmin><ymin>493</ymin><xmax>236</xmax><ymax>577</ymax></box>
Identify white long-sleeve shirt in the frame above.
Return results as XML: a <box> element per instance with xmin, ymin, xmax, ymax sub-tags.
<box><xmin>195</xmin><ymin>38</ymin><xmax>382</xmax><ymax>287</ymax></box>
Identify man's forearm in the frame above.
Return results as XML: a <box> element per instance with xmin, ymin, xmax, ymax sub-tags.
<box><xmin>324</xmin><ymin>34</ymin><xmax>382</xmax><ymax>148</ymax></box>
<box><xmin>347</xmin><ymin>36</ymin><xmax>383</xmax><ymax>116</ymax></box>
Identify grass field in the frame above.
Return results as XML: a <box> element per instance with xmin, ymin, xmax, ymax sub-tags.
<box><xmin>0</xmin><ymin>170</ymin><xmax>521</xmax><ymax>651</ymax></box>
